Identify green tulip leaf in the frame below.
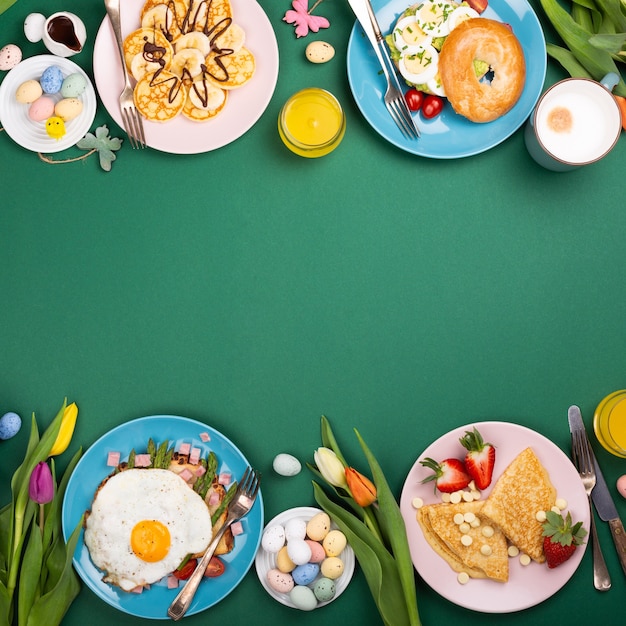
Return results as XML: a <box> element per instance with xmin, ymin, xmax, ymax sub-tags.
<box><xmin>17</xmin><ymin>517</ymin><xmax>43</xmax><ymax>626</ymax></box>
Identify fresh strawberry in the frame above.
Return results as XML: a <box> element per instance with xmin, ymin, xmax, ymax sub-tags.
<box><xmin>420</xmin><ymin>457</ymin><xmax>471</xmax><ymax>493</ymax></box>
<box><xmin>542</xmin><ymin>510</ymin><xmax>587</xmax><ymax>569</ymax></box>
<box><xmin>459</xmin><ymin>427</ymin><xmax>496</xmax><ymax>490</ymax></box>
<box><xmin>466</xmin><ymin>0</ymin><xmax>488</xmax><ymax>13</ymax></box>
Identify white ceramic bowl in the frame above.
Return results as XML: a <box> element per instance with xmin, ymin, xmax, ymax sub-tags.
<box><xmin>255</xmin><ymin>506</ymin><xmax>355</xmax><ymax>610</ymax></box>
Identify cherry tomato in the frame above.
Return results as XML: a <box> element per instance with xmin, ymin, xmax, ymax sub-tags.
<box><xmin>422</xmin><ymin>95</ymin><xmax>444</xmax><ymax>119</ymax></box>
<box><xmin>203</xmin><ymin>556</ymin><xmax>225</xmax><ymax>577</ymax></box>
<box><xmin>173</xmin><ymin>558</ymin><xmax>198</xmax><ymax>580</ymax></box>
<box><xmin>404</xmin><ymin>88</ymin><xmax>424</xmax><ymax>112</ymax></box>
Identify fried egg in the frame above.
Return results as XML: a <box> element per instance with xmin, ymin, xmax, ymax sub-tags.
<box><xmin>84</xmin><ymin>468</ymin><xmax>213</xmax><ymax>591</ymax></box>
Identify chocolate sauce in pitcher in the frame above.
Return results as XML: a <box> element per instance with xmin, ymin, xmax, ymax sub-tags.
<box><xmin>47</xmin><ymin>16</ymin><xmax>82</xmax><ymax>53</ymax></box>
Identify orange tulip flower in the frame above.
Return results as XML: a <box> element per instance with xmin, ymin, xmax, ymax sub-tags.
<box><xmin>345</xmin><ymin>467</ymin><xmax>377</xmax><ymax>507</ymax></box>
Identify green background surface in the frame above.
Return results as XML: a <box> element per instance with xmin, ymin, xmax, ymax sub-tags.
<box><xmin>1</xmin><ymin>0</ymin><xmax>624</xmax><ymax>624</ymax></box>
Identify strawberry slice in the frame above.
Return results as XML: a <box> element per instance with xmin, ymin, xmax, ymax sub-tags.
<box><xmin>420</xmin><ymin>457</ymin><xmax>471</xmax><ymax>493</ymax></box>
<box><xmin>459</xmin><ymin>427</ymin><xmax>495</xmax><ymax>490</ymax></box>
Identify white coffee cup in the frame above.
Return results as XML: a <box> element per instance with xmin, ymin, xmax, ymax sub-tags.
<box><xmin>524</xmin><ymin>73</ymin><xmax>622</xmax><ymax>172</ymax></box>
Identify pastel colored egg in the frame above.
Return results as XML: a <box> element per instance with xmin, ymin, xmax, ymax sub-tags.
<box><xmin>40</xmin><ymin>65</ymin><xmax>64</xmax><ymax>94</ymax></box>
<box><xmin>24</xmin><ymin>13</ymin><xmax>46</xmax><ymax>43</ymax></box>
<box><xmin>323</xmin><ymin>529</ymin><xmax>347</xmax><ymax>557</ymax></box>
<box><xmin>0</xmin><ymin>44</ymin><xmax>22</xmax><ymax>71</ymax></box>
<box><xmin>28</xmin><ymin>96</ymin><xmax>55</xmax><ymax>121</ymax></box>
<box><xmin>305</xmin><ymin>41</ymin><xmax>335</xmax><ymax>64</ymax></box>
<box><xmin>275</xmin><ymin>545</ymin><xmax>296</xmax><ymax>573</ymax></box>
<box><xmin>320</xmin><ymin>556</ymin><xmax>344</xmax><ymax>580</ymax></box>
<box><xmin>15</xmin><ymin>79</ymin><xmax>42</xmax><ymax>104</ymax></box>
<box><xmin>266</xmin><ymin>568</ymin><xmax>294</xmax><ymax>594</ymax></box>
<box><xmin>313</xmin><ymin>577</ymin><xmax>336</xmax><ymax>602</ymax></box>
<box><xmin>305</xmin><ymin>539</ymin><xmax>326</xmax><ymax>563</ymax></box>
<box><xmin>292</xmin><ymin>562</ymin><xmax>319</xmax><ymax>586</ymax></box>
<box><xmin>286</xmin><ymin>538</ymin><xmax>312</xmax><ymax>565</ymax></box>
<box><xmin>261</xmin><ymin>524</ymin><xmax>285</xmax><ymax>553</ymax></box>
<box><xmin>289</xmin><ymin>584</ymin><xmax>318</xmax><ymax>611</ymax></box>
<box><xmin>306</xmin><ymin>511</ymin><xmax>331</xmax><ymax>541</ymax></box>
<box><xmin>61</xmin><ymin>72</ymin><xmax>87</xmax><ymax>98</ymax></box>
<box><xmin>284</xmin><ymin>517</ymin><xmax>307</xmax><ymax>541</ymax></box>
<box><xmin>0</xmin><ymin>412</ymin><xmax>22</xmax><ymax>440</ymax></box>
<box><xmin>273</xmin><ymin>453</ymin><xmax>302</xmax><ymax>476</ymax></box>
<box><xmin>54</xmin><ymin>97</ymin><xmax>83</xmax><ymax>121</ymax></box>
<box><xmin>617</xmin><ymin>475</ymin><xmax>626</xmax><ymax>499</ymax></box>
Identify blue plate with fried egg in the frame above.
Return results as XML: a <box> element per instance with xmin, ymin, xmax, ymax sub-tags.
<box><xmin>62</xmin><ymin>415</ymin><xmax>264</xmax><ymax>619</ymax></box>
<box><xmin>346</xmin><ymin>0</ymin><xmax>547</xmax><ymax>158</ymax></box>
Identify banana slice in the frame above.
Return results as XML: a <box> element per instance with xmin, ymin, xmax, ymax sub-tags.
<box><xmin>141</xmin><ymin>4</ymin><xmax>181</xmax><ymax>41</ymax></box>
<box><xmin>170</xmin><ymin>48</ymin><xmax>206</xmax><ymax>79</ymax></box>
<box><xmin>211</xmin><ymin>22</ymin><xmax>245</xmax><ymax>54</ymax></box>
<box><xmin>188</xmin><ymin>79</ymin><xmax>226</xmax><ymax>110</ymax></box>
<box><xmin>123</xmin><ymin>28</ymin><xmax>173</xmax><ymax>74</ymax></box>
<box><xmin>130</xmin><ymin>51</ymin><xmax>168</xmax><ymax>81</ymax></box>
<box><xmin>190</xmin><ymin>0</ymin><xmax>233</xmax><ymax>32</ymax></box>
<box><xmin>174</xmin><ymin>32</ymin><xmax>212</xmax><ymax>57</ymax></box>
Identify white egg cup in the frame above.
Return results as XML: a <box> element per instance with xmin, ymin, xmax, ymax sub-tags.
<box><xmin>24</xmin><ymin>12</ymin><xmax>86</xmax><ymax>58</ymax></box>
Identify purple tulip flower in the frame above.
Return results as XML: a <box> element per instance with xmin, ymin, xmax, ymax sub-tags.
<box><xmin>29</xmin><ymin>461</ymin><xmax>54</xmax><ymax>505</ymax></box>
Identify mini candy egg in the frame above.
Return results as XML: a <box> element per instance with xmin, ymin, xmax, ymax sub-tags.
<box><xmin>15</xmin><ymin>79</ymin><xmax>42</xmax><ymax>104</ymax></box>
<box><xmin>276</xmin><ymin>545</ymin><xmax>296</xmax><ymax>573</ymax></box>
<box><xmin>266</xmin><ymin>568</ymin><xmax>294</xmax><ymax>594</ymax></box>
<box><xmin>24</xmin><ymin>13</ymin><xmax>46</xmax><ymax>43</ymax></box>
<box><xmin>305</xmin><ymin>41</ymin><xmax>335</xmax><ymax>64</ymax></box>
<box><xmin>286</xmin><ymin>538</ymin><xmax>312</xmax><ymax>565</ymax></box>
<box><xmin>273</xmin><ymin>453</ymin><xmax>302</xmax><ymax>476</ymax></box>
<box><xmin>313</xmin><ymin>577</ymin><xmax>336</xmax><ymax>602</ymax></box>
<box><xmin>0</xmin><ymin>44</ymin><xmax>22</xmax><ymax>71</ymax></box>
<box><xmin>292</xmin><ymin>562</ymin><xmax>319</xmax><ymax>586</ymax></box>
<box><xmin>261</xmin><ymin>524</ymin><xmax>286</xmax><ymax>553</ymax></box>
<box><xmin>61</xmin><ymin>72</ymin><xmax>87</xmax><ymax>98</ymax></box>
<box><xmin>323</xmin><ymin>529</ymin><xmax>347</xmax><ymax>557</ymax></box>
<box><xmin>54</xmin><ymin>97</ymin><xmax>83</xmax><ymax>121</ymax></box>
<box><xmin>284</xmin><ymin>517</ymin><xmax>307</xmax><ymax>541</ymax></box>
<box><xmin>617</xmin><ymin>475</ymin><xmax>626</xmax><ymax>499</ymax></box>
<box><xmin>0</xmin><ymin>412</ymin><xmax>22</xmax><ymax>440</ymax></box>
<box><xmin>289</xmin><ymin>584</ymin><xmax>317</xmax><ymax>611</ymax></box>
<box><xmin>320</xmin><ymin>556</ymin><xmax>344</xmax><ymax>580</ymax></box>
<box><xmin>28</xmin><ymin>96</ymin><xmax>55</xmax><ymax>122</ymax></box>
<box><xmin>306</xmin><ymin>511</ymin><xmax>331</xmax><ymax>541</ymax></box>
<box><xmin>40</xmin><ymin>66</ymin><xmax>64</xmax><ymax>94</ymax></box>
<box><xmin>305</xmin><ymin>539</ymin><xmax>326</xmax><ymax>563</ymax></box>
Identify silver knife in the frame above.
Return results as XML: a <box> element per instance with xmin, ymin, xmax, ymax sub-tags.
<box><xmin>569</xmin><ymin>405</ymin><xmax>626</xmax><ymax>576</ymax></box>
<box><xmin>345</xmin><ymin>0</ymin><xmax>420</xmax><ymax>137</ymax></box>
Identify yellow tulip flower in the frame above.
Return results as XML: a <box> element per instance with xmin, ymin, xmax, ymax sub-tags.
<box><xmin>49</xmin><ymin>402</ymin><xmax>78</xmax><ymax>456</ymax></box>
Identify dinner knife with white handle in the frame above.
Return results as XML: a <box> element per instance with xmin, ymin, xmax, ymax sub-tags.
<box><xmin>569</xmin><ymin>405</ymin><xmax>626</xmax><ymax>576</ymax></box>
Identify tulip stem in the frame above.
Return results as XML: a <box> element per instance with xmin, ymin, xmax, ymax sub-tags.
<box><xmin>39</xmin><ymin>504</ymin><xmax>45</xmax><ymax>535</ymax></box>
<box><xmin>363</xmin><ymin>506</ymin><xmax>383</xmax><ymax>543</ymax></box>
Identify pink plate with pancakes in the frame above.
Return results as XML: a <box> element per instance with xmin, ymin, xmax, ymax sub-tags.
<box><xmin>400</xmin><ymin>421</ymin><xmax>589</xmax><ymax>613</ymax></box>
<box><xmin>92</xmin><ymin>0</ymin><xmax>279</xmax><ymax>153</ymax></box>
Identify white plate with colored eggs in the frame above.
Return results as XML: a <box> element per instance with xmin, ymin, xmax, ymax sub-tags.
<box><xmin>0</xmin><ymin>54</ymin><xmax>96</xmax><ymax>153</ymax></box>
<box><xmin>255</xmin><ymin>507</ymin><xmax>355</xmax><ymax>611</ymax></box>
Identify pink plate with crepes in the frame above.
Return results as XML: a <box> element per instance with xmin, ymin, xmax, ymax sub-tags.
<box><xmin>92</xmin><ymin>0</ymin><xmax>279</xmax><ymax>154</ymax></box>
<box><xmin>399</xmin><ymin>421</ymin><xmax>589</xmax><ymax>613</ymax></box>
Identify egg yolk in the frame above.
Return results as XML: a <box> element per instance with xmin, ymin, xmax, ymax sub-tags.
<box><xmin>130</xmin><ymin>520</ymin><xmax>171</xmax><ymax>562</ymax></box>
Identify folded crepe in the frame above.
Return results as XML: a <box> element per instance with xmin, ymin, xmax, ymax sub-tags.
<box><xmin>417</xmin><ymin>500</ymin><xmax>508</xmax><ymax>582</ymax></box>
<box><xmin>480</xmin><ymin>447</ymin><xmax>556</xmax><ymax>563</ymax></box>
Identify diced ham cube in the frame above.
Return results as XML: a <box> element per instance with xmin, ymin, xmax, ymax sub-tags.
<box><xmin>134</xmin><ymin>454</ymin><xmax>152</xmax><ymax>467</ymax></box>
<box><xmin>107</xmin><ymin>451</ymin><xmax>121</xmax><ymax>467</ymax></box>
<box><xmin>131</xmin><ymin>585</ymin><xmax>144</xmax><ymax>594</ymax></box>
<box><xmin>167</xmin><ymin>576</ymin><xmax>180</xmax><ymax>589</ymax></box>
<box><xmin>195</xmin><ymin>465</ymin><xmax>206</xmax><ymax>477</ymax></box>
<box><xmin>178</xmin><ymin>442</ymin><xmax>191</xmax><ymax>456</ymax></box>
<box><xmin>218</xmin><ymin>473</ymin><xmax>231</xmax><ymax>486</ymax></box>
<box><xmin>178</xmin><ymin>468</ymin><xmax>193</xmax><ymax>484</ymax></box>
<box><xmin>189</xmin><ymin>447</ymin><xmax>201</xmax><ymax>465</ymax></box>
<box><xmin>199</xmin><ymin>432</ymin><xmax>211</xmax><ymax>442</ymax></box>
<box><xmin>208</xmin><ymin>491</ymin><xmax>220</xmax><ymax>506</ymax></box>
<box><xmin>231</xmin><ymin>521</ymin><xmax>244</xmax><ymax>536</ymax></box>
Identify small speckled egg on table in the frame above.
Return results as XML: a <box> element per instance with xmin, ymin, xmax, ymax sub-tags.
<box><xmin>0</xmin><ymin>44</ymin><xmax>22</xmax><ymax>71</ymax></box>
<box><xmin>0</xmin><ymin>412</ymin><xmax>22</xmax><ymax>439</ymax></box>
<box><xmin>617</xmin><ymin>475</ymin><xmax>626</xmax><ymax>499</ymax></box>
<box><xmin>273</xmin><ymin>453</ymin><xmax>302</xmax><ymax>476</ymax></box>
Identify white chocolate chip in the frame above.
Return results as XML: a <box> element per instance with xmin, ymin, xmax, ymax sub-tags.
<box><xmin>507</xmin><ymin>545</ymin><xmax>519</xmax><ymax>557</ymax></box>
<box><xmin>464</xmin><ymin>512</ymin><xmax>476</xmax><ymax>523</ymax></box>
<box><xmin>470</xmin><ymin>518</ymin><xmax>481</xmax><ymax>528</ymax></box>
<box><xmin>412</xmin><ymin>497</ymin><xmax>424</xmax><ymax>509</ymax></box>
<box><xmin>551</xmin><ymin>505</ymin><xmax>561</xmax><ymax>514</ymax></box>
<box><xmin>441</xmin><ymin>492</ymin><xmax>451</xmax><ymax>503</ymax></box>
<box><xmin>535</xmin><ymin>510</ymin><xmax>547</xmax><ymax>522</ymax></box>
<box><xmin>450</xmin><ymin>492</ymin><xmax>462</xmax><ymax>504</ymax></box>
<box><xmin>462</xmin><ymin>491</ymin><xmax>474</xmax><ymax>502</ymax></box>
<box><xmin>468</xmin><ymin>480</ymin><xmax>476</xmax><ymax>490</ymax></box>
<box><xmin>480</xmin><ymin>544</ymin><xmax>492</xmax><ymax>556</ymax></box>
<box><xmin>555</xmin><ymin>498</ymin><xmax>567</xmax><ymax>510</ymax></box>
<box><xmin>481</xmin><ymin>525</ymin><xmax>494</xmax><ymax>538</ymax></box>
<box><xmin>519</xmin><ymin>554</ymin><xmax>531</xmax><ymax>566</ymax></box>
<box><xmin>460</xmin><ymin>534</ymin><xmax>473</xmax><ymax>546</ymax></box>
<box><xmin>457</xmin><ymin>572</ymin><xmax>470</xmax><ymax>584</ymax></box>
<box><xmin>471</xmin><ymin>490</ymin><xmax>481</xmax><ymax>500</ymax></box>
<box><xmin>305</xmin><ymin>41</ymin><xmax>335</xmax><ymax>64</ymax></box>
<box><xmin>453</xmin><ymin>513</ymin><xmax>465</xmax><ymax>525</ymax></box>
<box><xmin>459</xmin><ymin>522</ymin><xmax>471</xmax><ymax>534</ymax></box>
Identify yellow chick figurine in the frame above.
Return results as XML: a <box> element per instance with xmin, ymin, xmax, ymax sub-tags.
<box><xmin>45</xmin><ymin>116</ymin><xmax>66</xmax><ymax>140</ymax></box>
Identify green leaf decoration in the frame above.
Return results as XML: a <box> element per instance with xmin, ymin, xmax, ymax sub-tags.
<box><xmin>76</xmin><ymin>125</ymin><xmax>123</xmax><ymax>172</ymax></box>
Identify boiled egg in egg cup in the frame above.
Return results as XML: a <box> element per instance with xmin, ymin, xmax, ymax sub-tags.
<box><xmin>255</xmin><ymin>507</ymin><xmax>355</xmax><ymax>611</ymax></box>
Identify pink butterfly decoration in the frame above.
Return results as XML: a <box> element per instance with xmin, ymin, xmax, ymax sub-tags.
<box><xmin>283</xmin><ymin>0</ymin><xmax>330</xmax><ymax>38</ymax></box>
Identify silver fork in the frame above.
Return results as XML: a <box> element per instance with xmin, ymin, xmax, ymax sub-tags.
<box><xmin>104</xmin><ymin>0</ymin><xmax>146</xmax><ymax>149</ymax></box>
<box><xmin>167</xmin><ymin>467</ymin><xmax>261</xmax><ymax>620</ymax></box>
<box><xmin>571</xmin><ymin>429</ymin><xmax>611</xmax><ymax>591</ymax></box>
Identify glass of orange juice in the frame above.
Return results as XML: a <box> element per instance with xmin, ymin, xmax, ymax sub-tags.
<box><xmin>278</xmin><ymin>88</ymin><xmax>346</xmax><ymax>158</ymax></box>
<box><xmin>593</xmin><ymin>390</ymin><xmax>626</xmax><ymax>458</ymax></box>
